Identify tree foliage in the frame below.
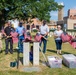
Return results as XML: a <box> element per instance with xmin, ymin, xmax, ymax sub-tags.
<box><xmin>0</xmin><ymin>0</ymin><xmax>62</xmax><ymax>22</ymax></box>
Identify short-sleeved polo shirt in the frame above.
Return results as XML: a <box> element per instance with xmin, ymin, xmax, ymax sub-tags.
<box><xmin>40</xmin><ymin>25</ymin><xmax>49</xmax><ymax>35</ymax></box>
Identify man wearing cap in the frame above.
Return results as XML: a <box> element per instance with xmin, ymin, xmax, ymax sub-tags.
<box><xmin>39</xmin><ymin>20</ymin><xmax>49</xmax><ymax>53</ymax></box>
<box><xmin>54</xmin><ymin>25</ymin><xmax>63</xmax><ymax>54</ymax></box>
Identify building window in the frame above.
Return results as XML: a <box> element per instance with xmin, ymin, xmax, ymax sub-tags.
<box><xmin>36</xmin><ymin>25</ymin><xmax>39</xmax><ymax>29</ymax></box>
<box><xmin>74</xmin><ymin>23</ymin><xmax>76</xmax><ymax>29</ymax></box>
<box><xmin>26</xmin><ymin>25</ymin><xmax>30</xmax><ymax>30</ymax></box>
<box><xmin>31</xmin><ymin>23</ymin><xmax>35</xmax><ymax>29</ymax></box>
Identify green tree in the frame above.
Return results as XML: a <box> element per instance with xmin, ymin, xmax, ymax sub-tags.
<box><xmin>0</xmin><ymin>0</ymin><xmax>62</xmax><ymax>28</ymax></box>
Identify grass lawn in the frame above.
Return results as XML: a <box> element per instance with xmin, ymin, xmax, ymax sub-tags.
<box><xmin>0</xmin><ymin>33</ymin><xmax>76</xmax><ymax>75</ymax></box>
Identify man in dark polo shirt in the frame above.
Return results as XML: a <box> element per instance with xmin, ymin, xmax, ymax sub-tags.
<box><xmin>4</xmin><ymin>21</ymin><xmax>14</xmax><ymax>54</ymax></box>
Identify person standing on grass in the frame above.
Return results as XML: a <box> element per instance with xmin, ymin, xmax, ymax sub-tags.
<box><xmin>16</xmin><ymin>22</ymin><xmax>25</xmax><ymax>53</ymax></box>
<box><xmin>4</xmin><ymin>21</ymin><xmax>15</xmax><ymax>54</ymax></box>
<box><xmin>39</xmin><ymin>20</ymin><xmax>49</xmax><ymax>53</ymax></box>
<box><xmin>54</xmin><ymin>25</ymin><xmax>63</xmax><ymax>54</ymax></box>
<box><xmin>0</xmin><ymin>30</ymin><xmax>3</xmax><ymax>53</ymax></box>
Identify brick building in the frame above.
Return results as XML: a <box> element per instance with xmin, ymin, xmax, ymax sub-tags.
<box><xmin>24</xmin><ymin>18</ymin><xmax>57</xmax><ymax>30</ymax></box>
<box><xmin>64</xmin><ymin>9</ymin><xmax>76</xmax><ymax>29</ymax></box>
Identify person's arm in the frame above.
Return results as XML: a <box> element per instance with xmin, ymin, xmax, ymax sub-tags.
<box><xmin>4</xmin><ymin>28</ymin><xmax>10</xmax><ymax>39</ymax></box>
<box><xmin>44</xmin><ymin>26</ymin><xmax>49</xmax><ymax>36</ymax></box>
<box><xmin>41</xmin><ymin>26</ymin><xmax>49</xmax><ymax>40</ymax></box>
<box><xmin>4</xmin><ymin>28</ymin><xmax>7</xmax><ymax>37</ymax></box>
<box><xmin>53</xmin><ymin>30</ymin><xmax>58</xmax><ymax>39</ymax></box>
<box><xmin>54</xmin><ymin>34</ymin><xmax>58</xmax><ymax>39</ymax></box>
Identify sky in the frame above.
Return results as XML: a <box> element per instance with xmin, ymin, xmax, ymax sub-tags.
<box><xmin>50</xmin><ymin>0</ymin><xmax>76</xmax><ymax>21</ymax></box>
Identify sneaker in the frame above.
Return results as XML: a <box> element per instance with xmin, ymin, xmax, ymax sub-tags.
<box><xmin>16</xmin><ymin>47</ymin><xmax>19</xmax><ymax>49</ymax></box>
<box><xmin>59</xmin><ymin>53</ymin><xmax>62</xmax><ymax>55</ymax></box>
<box><xmin>57</xmin><ymin>51</ymin><xmax>59</xmax><ymax>54</ymax></box>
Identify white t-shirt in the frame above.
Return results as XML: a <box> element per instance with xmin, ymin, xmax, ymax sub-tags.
<box><xmin>40</xmin><ymin>25</ymin><xmax>49</xmax><ymax>35</ymax></box>
<box><xmin>54</xmin><ymin>30</ymin><xmax>63</xmax><ymax>40</ymax></box>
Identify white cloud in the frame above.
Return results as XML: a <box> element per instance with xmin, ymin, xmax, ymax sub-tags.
<box><xmin>58</xmin><ymin>2</ymin><xmax>64</xmax><ymax>6</ymax></box>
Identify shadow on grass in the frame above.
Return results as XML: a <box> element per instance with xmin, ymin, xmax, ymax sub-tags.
<box><xmin>0</xmin><ymin>50</ymin><xmax>4</xmax><ymax>53</ymax></box>
<box><xmin>47</xmin><ymin>49</ymin><xmax>56</xmax><ymax>53</ymax></box>
<box><xmin>39</xmin><ymin>60</ymin><xmax>49</xmax><ymax>67</ymax></box>
<box><xmin>1</xmin><ymin>49</ymin><xmax>18</xmax><ymax>53</ymax></box>
<box><xmin>62</xmin><ymin>51</ymin><xmax>72</xmax><ymax>55</ymax></box>
<box><xmin>62</xmin><ymin>61</ymin><xmax>69</xmax><ymax>68</ymax></box>
<box><xmin>19</xmin><ymin>57</ymin><xmax>23</xmax><ymax>65</ymax></box>
<box><xmin>47</xmin><ymin>49</ymin><xmax>73</xmax><ymax>55</ymax></box>
<box><xmin>13</xmin><ymin>49</ymin><xmax>18</xmax><ymax>52</ymax></box>
<box><xmin>0</xmin><ymin>49</ymin><xmax>5</xmax><ymax>53</ymax></box>
<box><xmin>18</xmin><ymin>56</ymin><xmax>33</xmax><ymax>65</ymax></box>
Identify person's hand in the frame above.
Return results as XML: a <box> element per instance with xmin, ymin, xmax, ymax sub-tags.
<box><xmin>42</xmin><ymin>36</ymin><xmax>48</xmax><ymax>40</ymax></box>
<box><xmin>7</xmin><ymin>36</ymin><xmax>12</xmax><ymax>38</ymax></box>
<box><xmin>54</xmin><ymin>35</ymin><xmax>58</xmax><ymax>39</ymax></box>
<box><xmin>41</xmin><ymin>35</ymin><xmax>45</xmax><ymax>38</ymax></box>
<box><xmin>19</xmin><ymin>34</ymin><xmax>22</xmax><ymax>36</ymax></box>
<box><xmin>7</xmin><ymin>36</ymin><xmax>10</xmax><ymax>38</ymax></box>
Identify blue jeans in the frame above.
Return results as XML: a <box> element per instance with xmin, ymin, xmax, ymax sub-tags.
<box><xmin>18</xmin><ymin>35</ymin><xmax>24</xmax><ymax>53</ymax></box>
<box><xmin>40</xmin><ymin>35</ymin><xmax>47</xmax><ymax>53</ymax></box>
<box><xmin>55</xmin><ymin>40</ymin><xmax>62</xmax><ymax>50</ymax></box>
<box><xmin>18</xmin><ymin>39</ymin><xmax>23</xmax><ymax>53</ymax></box>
